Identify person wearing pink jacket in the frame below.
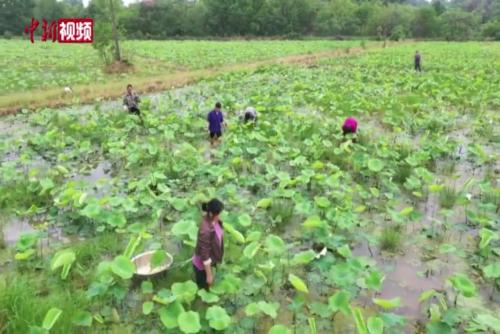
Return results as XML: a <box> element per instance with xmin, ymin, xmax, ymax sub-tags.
<box><xmin>342</xmin><ymin>117</ymin><xmax>358</xmax><ymax>136</ymax></box>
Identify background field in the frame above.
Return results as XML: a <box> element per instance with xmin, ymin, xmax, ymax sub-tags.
<box><xmin>0</xmin><ymin>40</ymin><xmax>359</xmax><ymax>94</ymax></box>
<box><xmin>0</xmin><ymin>41</ymin><xmax>499</xmax><ymax>333</ymax></box>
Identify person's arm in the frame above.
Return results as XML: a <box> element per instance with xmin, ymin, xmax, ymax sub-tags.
<box><xmin>204</xmin><ymin>263</ymin><xmax>214</xmax><ymax>286</ymax></box>
<box><xmin>135</xmin><ymin>94</ymin><xmax>140</xmax><ymax>104</ymax></box>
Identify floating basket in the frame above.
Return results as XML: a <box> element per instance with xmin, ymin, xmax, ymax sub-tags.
<box><xmin>131</xmin><ymin>250</ymin><xmax>173</xmax><ymax>276</ymax></box>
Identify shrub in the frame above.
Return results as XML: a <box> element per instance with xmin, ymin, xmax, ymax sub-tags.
<box><xmin>269</xmin><ymin>198</ymin><xmax>294</xmax><ymax>226</ymax></box>
<box><xmin>481</xmin><ymin>20</ymin><xmax>500</xmax><ymax>41</ymax></box>
<box><xmin>441</xmin><ymin>160</ymin><xmax>457</xmax><ymax>175</ymax></box>
<box><xmin>380</xmin><ymin>226</ymin><xmax>401</xmax><ymax>252</ymax></box>
<box><xmin>390</xmin><ymin>25</ymin><xmax>407</xmax><ymax>41</ymax></box>
<box><xmin>0</xmin><ymin>229</ymin><xmax>5</xmax><ymax>249</ymax></box>
<box><xmin>3</xmin><ymin>31</ymin><xmax>13</xmax><ymax>39</ymax></box>
<box><xmin>439</xmin><ymin>186</ymin><xmax>458</xmax><ymax>209</ymax></box>
<box><xmin>394</xmin><ymin>164</ymin><xmax>412</xmax><ymax>184</ymax></box>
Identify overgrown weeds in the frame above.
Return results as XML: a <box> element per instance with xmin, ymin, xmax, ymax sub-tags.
<box><xmin>73</xmin><ymin>233</ymin><xmax>123</xmax><ymax>266</ymax></box>
<box><xmin>394</xmin><ymin>164</ymin><xmax>412</xmax><ymax>184</ymax></box>
<box><xmin>441</xmin><ymin>159</ymin><xmax>457</xmax><ymax>175</ymax></box>
<box><xmin>0</xmin><ymin>229</ymin><xmax>5</xmax><ymax>250</ymax></box>
<box><xmin>379</xmin><ymin>226</ymin><xmax>402</xmax><ymax>252</ymax></box>
<box><xmin>269</xmin><ymin>198</ymin><xmax>294</xmax><ymax>227</ymax></box>
<box><xmin>0</xmin><ymin>273</ymin><xmax>90</xmax><ymax>333</ymax></box>
<box><xmin>439</xmin><ymin>186</ymin><xmax>458</xmax><ymax>209</ymax></box>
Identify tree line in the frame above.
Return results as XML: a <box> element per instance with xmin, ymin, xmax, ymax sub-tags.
<box><xmin>1</xmin><ymin>0</ymin><xmax>499</xmax><ymax>41</ymax></box>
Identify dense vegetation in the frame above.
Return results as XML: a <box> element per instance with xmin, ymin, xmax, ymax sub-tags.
<box><xmin>0</xmin><ymin>42</ymin><xmax>498</xmax><ymax>333</ymax></box>
<box><xmin>0</xmin><ymin>39</ymin><xmax>358</xmax><ymax>93</ymax></box>
<box><xmin>1</xmin><ymin>0</ymin><xmax>499</xmax><ymax>40</ymax></box>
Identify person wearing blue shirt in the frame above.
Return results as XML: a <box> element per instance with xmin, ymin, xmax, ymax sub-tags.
<box><xmin>207</xmin><ymin>102</ymin><xmax>225</xmax><ymax>146</ymax></box>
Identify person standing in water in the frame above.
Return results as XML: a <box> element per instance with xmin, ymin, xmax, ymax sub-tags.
<box><xmin>192</xmin><ymin>199</ymin><xmax>225</xmax><ymax>289</ymax></box>
<box><xmin>207</xmin><ymin>102</ymin><xmax>225</xmax><ymax>146</ymax></box>
<box><xmin>243</xmin><ymin>107</ymin><xmax>257</xmax><ymax>123</ymax></box>
<box><xmin>414</xmin><ymin>51</ymin><xmax>422</xmax><ymax>72</ymax></box>
<box><xmin>123</xmin><ymin>84</ymin><xmax>141</xmax><ymax>115</ymax></box>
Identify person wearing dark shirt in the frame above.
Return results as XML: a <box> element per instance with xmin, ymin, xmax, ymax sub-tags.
<box><xmin>192</xmin><ymin>199</ymin><xmax>225</xmax><ymax>289</ymax></box>
<box><xmin>207</xmin><ymin>102</ymin><xmax>225</xmax><ymax>146</ymax></box>
<box><xmin>414</xmin><ymin>51</ymin><xmax>422</xmax><ymax>72</ymax></box>
<box><xmin>243</xmin><ymin>107</ymin><xmax>257</xmax><ymax>123</ymax></box>
<box><xmin>123</xmin><ymin>84</ymin><xmax>141</xmax><ymax>115</ymax></box>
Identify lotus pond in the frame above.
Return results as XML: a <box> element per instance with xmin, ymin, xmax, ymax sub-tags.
<box><xmin>0</xmin><ymin>42</ymin><xmax>499</xmax><ymax>334</ymax></box>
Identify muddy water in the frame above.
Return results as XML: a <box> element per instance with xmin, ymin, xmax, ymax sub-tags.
<box><xmin>71</xmin><ymin>160</ymin><xmax>113</xmax><ymax>199</ymax></box>
<box><xmin>349</xmin><ymin>116</ymin><xmax>499</xmax><ymax>330</ymax></box>
<box><xmin>1</xmin><ymin>216</ymin><xmax>84</xmax><ymax>250</ymax></box>
<box><xmin>73</xmin><ymin>160</ymin><xmax>112</xmax><ymax>183</ymax></box>
<box><xmin>1</xmin><ymin>219</ymin><xmax>35</xmax><ymax>246</ymax></box>
<box><xmin>0</xmin><ymin>116</ymin><xmax>28</xmax><ymax>135</ymax></box>
<box><xmin>353</xmin><ymin>239</ymin><xmax>460</xmax><ymax>318</ymax></box>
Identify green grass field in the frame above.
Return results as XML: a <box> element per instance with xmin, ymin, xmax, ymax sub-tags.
<box><xmin>0</xmin><ymin>39</ymin><xmax>359</xmax><ymax>94</ymax></box>
<box><xmin>0</xmin><ymin>41</ymin><xmax>499</xmax><ymax>333</ymax></box>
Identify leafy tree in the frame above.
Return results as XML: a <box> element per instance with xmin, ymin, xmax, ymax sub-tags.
<box><xmin>481</xmin><ymin>19</ymin><xmax>500</xmax><ymax>40</ymax></box>
<box><xmin>412</xmin><ymin>6</ymin><xmax>442</xmax><ymax>38</ymax></box>
<box><xmin>89</xmin><ymin>0</ymin><xmax>123</xmax><ymax>63</ymax></box>
<box><xmin>61</xmin><ymin>0</ymin><xmax>85</xmax><ymax>17</ymax></box>
<box><xmin>432</xmin><ymin>0</ymin><xmax>446</xmax><ymax>15</ymax></box>
<box><xmin>0</xmin><ymin>0</ymin><xmax>36</xmax><ymax>36</ymax></box>
<box><xmin>181</xmin><ymin>1</ymin><xmax>208</xmax><ymax>36</ymax></box>
<box><xmin>355</xmin><ymin>1</ymin><xmax>378</xmax><ymax>35</ymax></box>
<box><xmin>315</xmin><ymin>0</ymin><xmax>359</xmax><ymax>36</ymax></box>
<box><xmin>203</xmin><ymin>0</ymin><xmax>266</xmax><ymax>36</ymax></box>
<box><xmin>34</xmin><ymin>0</ymin><xmax>65</xmax><ymax>22</ymax></box>
<box><xmin>203</xmin><ymin>0</ymin><xmax>233</xmax><ymax>36</ymax></box>
<box><xmin>1</xmin><ymin>0</ymin><xmax>499</xmax><ymax>40</ymax></box>
<box><xmin>368</xmin><ymin>4</ymin><xmax>414</xmax><ymax>39</ymax></box>
<box><xmin>132</xmin><ymin>1</ymin><xmax>182</xmax><ymax>38</ymax></box>
<box><xmin>65</xmin><ymin>0</ymin><xmax>83</xmax><ymax>6</ymax></box>
<box><xmin>265</xmin><ymin>0</ymin><xmax>317</xmax><ymax>35</ymax></box>
<box><xmin>390</xmin><ymin>24</ymin><xmax>407</xmax><ymax>40</ymax></box>
<box><xmin>441</xmin><ymin>9</ymin><xmax>480</xmax><ymax>40</ymax></box>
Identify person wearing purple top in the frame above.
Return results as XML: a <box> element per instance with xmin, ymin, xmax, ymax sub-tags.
<box><xmin>342</xmin><ymin>117</ymin><xmax>358</xmax><ymax>136</ymax></box>
<box><xmin>207</xmin><ymin>102</ymin><xmax>225</xmax><ymax>145</ymax></box>
<box><xmin>192</xmin><ymin>199</ymin><xmax>225</xmax><ymax>289</ymax></box>
<box><xmin>415</xmin><ymin>51</ymin><xmax>422</xmax><ymax>72</ymax></box>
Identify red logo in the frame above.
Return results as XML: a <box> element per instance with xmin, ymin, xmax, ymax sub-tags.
<box><xmin>24</xmin><ymin>17</ymin><xmax>93</xmax><ymax>43</ymax></box>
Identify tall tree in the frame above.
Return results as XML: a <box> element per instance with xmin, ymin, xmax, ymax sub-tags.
<box><xmin>412</xmin><ymin>6</ymin><xmax>441</xmax><ymax>37</ymax></box>
<box><xmin>89</xmin><ymin>0</ymin><xmax>123</xmax><ymax>63</ymax></box>
<box><xmin>368</xmin><ymin>4</ymin><xmax>414</xmax><ymax>39</ymax></box>
<box><xmin>108</xmin><ymin>0</ymin><xmax>121</xmax><ymax>61</ymax></box>
<box><xmin>432</xmin><ymin>0</ymin><xmax>446</xmax><ymax>15</ymax></box>
<box><xmin>203</xmin><ymin>0</ymin><xmax>233</xmax><ymax>36</ymax></box>
<box><xmin>441</xmin><ymin>9</ymin><xmax>480</xmax><ymax>40</ymax></box>
<box><xmin>0</xmin><ymin>0</ymin><xmax>35</xmax><ymax>36</ymax></box>
<box><xmin>65</xmin><ymin>0</ymin><xmax>83</xmax><ymax>5</ymax></box>
<box><xmin>316</xmin><ymin>0</ymin><xmax>359</xmax><ymax>35</ymax></box>
<box><xmin>34</xmin><ymin>0</ymin><xmax>64</xmax><ymax>22</ymax></box>
<box><xmin>61</xmin><ymin>0</ymin><xmax>85</xmax><ymax>17</ymax></box>
<box><xmin>260</xmin><ymin>0</ymin><xmax>317</xmax><ymax>35</ymax></box>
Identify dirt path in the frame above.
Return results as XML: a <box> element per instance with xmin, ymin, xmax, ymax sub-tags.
<box><xmin>0</xmin><ymin>41</ymin><xmax>407</xmax><ymax>116</ymax></box>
